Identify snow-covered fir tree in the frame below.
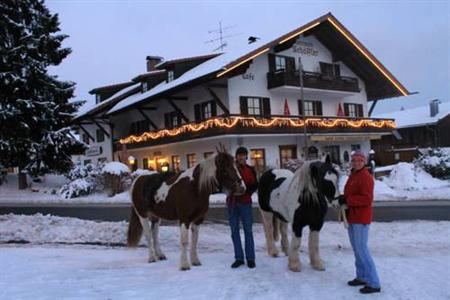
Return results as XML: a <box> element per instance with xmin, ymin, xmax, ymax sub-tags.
<box><xmin>0</xmin><ymin>0</ymin><xmax>86</xmax><ymax>189</ymax></box>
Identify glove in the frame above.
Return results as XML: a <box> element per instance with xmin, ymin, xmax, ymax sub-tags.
<box><xmin>338</xmin><ymin>195</ymin><xmax>346</xmax><ymax>205</ymax></box>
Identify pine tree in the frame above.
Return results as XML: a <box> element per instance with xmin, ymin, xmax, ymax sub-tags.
<box><xmin>0</xmin><ymin>0</ymin><xmax>86</xmax><ymax>189</ymax></box>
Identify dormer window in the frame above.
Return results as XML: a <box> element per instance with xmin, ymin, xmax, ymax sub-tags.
<box><xmin>95</xmin><ymin>94</ymin><xmax>101</xmax><ymax>104</ymax></box>
<box><xmin>142</xmin><ymin>82</ymin><xmax>148</xmax><ymax>92</ymax></box>
<box><xmin>167</xmin><ymin>70</ymin><xmax>175</xmax><ymax>82</ymax></box>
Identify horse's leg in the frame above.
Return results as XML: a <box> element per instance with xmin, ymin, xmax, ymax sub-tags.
<box><xmin>179</xmin><ymin>222</ymin><xmax>190</xmax><ymax>271</ymax></box>
<box><xmin>190</xmin><ymin>223</ymin><xmax>201</xmax><ymax>266</ymax></box>
<box><xmin>151</xmin><ymin>216</ymin><xmax>166</xmax><ymax>260</ymax></box>
<box><xmin>309</xmin><ymin>229</ymin><xmax>325</xmax><ymax>271</ymax></box>
<box><xmin>280</xmin><ymin>221</ymin><xmax>289</xmax><ymax>256</ymax></box>
<box><xmin>138</xmin><ymin>215</ymin><xmax>157</xmax><ymax>263</ymax></box>
<box><xmin>288</xmin><ymin>225</ymin><xmax>304</xmax><ymax>272</ymax></box>
<box><xmin>259</xmin><ymin>209</ymin><xmax>279</xmax><ymax>257</ymax></box>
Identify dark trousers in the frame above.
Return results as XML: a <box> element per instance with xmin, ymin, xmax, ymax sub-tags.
<box><xmin>227</xmin><ymin>202</ymin><xmax>255</xmax><ymax>261</ymax></box>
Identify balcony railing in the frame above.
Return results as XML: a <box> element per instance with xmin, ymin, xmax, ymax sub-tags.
<box><xmin>115</xmin><ymin>114</ymin><xmax>395</xmax><ymax>149</ymax></box>
<box><xmin>267</xmin><ymin>70</ymin><xmax>360</xmax><ymax>93</ymax></box>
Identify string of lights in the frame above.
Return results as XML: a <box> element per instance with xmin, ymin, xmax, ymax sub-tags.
<box><xmin>119</xmin><ymin>116</ymin><xmax>395</xmax><ymax>145</ymax></box>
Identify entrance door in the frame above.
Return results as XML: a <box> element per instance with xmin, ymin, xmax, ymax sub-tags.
<box><xmin>279</xmin><ymin>145</ymin><xmax>297</xmax><ymax>168</ymax></box>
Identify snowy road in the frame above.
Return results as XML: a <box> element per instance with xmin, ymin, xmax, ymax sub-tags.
<box><xmin>0</xmin><ymin>214</ymin><xmax>449</xmax><ymax>300</ymax></box>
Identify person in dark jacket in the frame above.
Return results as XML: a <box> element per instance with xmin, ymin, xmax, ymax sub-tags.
<box><xmin>227</xmin><ymin>146</ymin><xmax>258</xmax><ymax>269</ymax></box>
<box><xmin>339</xmin><ymin>150</ymin><xmax>381</xmax><ymax>294</ymax></box>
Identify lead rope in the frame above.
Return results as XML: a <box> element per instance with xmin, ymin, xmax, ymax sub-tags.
<box><xmin>337</xmin><ymin>204</ymin><xmax>349</xmax><ymax>229</ymax></box>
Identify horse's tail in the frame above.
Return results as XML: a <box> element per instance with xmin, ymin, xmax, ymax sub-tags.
<box><xmin>272</xmin><ymin>215</ymin><xmax>280</xmax><ymax>242</ymax></box>
<box><xmin>127</xmin><ymin>207</ymin><xmax>143</xmax><ymax>247</ymax></box>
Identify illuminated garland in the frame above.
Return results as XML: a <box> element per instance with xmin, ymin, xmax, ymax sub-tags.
<box><xmin>119</xmin><ymin>116</ymin><xmax>395</xmax><ymax>145</ymax></box>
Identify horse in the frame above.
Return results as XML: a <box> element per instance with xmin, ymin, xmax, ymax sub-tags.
<box><xmin>258</xmin><ymin>155</ymin><xmax>340</xmax><ymax>272</ymax></box>
<box><xmin>127</xmin><ymin>146</ymin><xmax>246</xmax><ymax>270</ymax></box>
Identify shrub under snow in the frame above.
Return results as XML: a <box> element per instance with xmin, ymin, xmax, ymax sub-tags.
<box><xmin>59</xmin><ymin>161</ymin><xmax>104</xmax><ymax>199</ymax></box>
<box><xmin>414</xmin><ymin>148</ymin><xmax>450</xmax><ymax>180</ymax></box>
<box><xmin>101</xmin><ymin>162</ymin><xmax>130</xmax><ymax>176</ymax></box>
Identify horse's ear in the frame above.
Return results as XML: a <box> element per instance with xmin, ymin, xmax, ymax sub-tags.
<box><xmin>324</xmin><ymin>154</ymin><xmax>331</xmax><ymax>165</ymax></box>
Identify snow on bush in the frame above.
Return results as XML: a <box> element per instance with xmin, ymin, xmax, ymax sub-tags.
<box><xmin>101</xmin><ymin>162</ymin><xmax>130</xmax><ymax>175</ymax></box>
<box><xmin>59</xmin><ymin>161</ymin><xmax>105</xmax><ymax>199</ymax></box>
<box><xmin>382</xmin><ymin>162</ymin><xmax>448</xmax><ymax>191</ymax></box>
<box><xmin>59</xmin><ymin>178</ymin><xmax>93</xmax><ymax>199</ymax></box>
<box><xmin>414</xmin><ymin>148</ymin><xmax>450</xmax><ymax>180</ymax></box>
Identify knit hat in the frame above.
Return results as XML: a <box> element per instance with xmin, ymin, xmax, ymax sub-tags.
<box><xmin>235</xmin><ymin>146</ymin><xmax>248</xmax><ymax>156</ymax></box>
<box><xmin>351</xmin><ymin>150</ymin><xmax>367</xmax><ymax>162</ymax></box>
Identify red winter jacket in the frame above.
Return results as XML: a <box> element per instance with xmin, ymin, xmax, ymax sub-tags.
<box><xmin>227</xmin><ymin>164</ymin><xmax>257</xmax><ymax>204</ymax></box>
<box><xmin>344</xmin><ymin>167</ymin><xmax>374</xmax><ymax>224</ymax></box>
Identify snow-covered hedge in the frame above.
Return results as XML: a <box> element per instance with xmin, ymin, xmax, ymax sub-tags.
<box><xmin>59</xmin><ymin>178</ymin><xmax>94</xmax><ymax>199</ymax></box>
<box><xmin>59</xmin><ymin>161</ymin><xmax>104</xmax><ymax>199</ymax></box>
<box><xmin>414</xmin><ymin>148</ymin><xmax>450</xmax><ymax>180</ymax></box>
<box><xmin>101</xmin><ymin>162</ymin><xmax>130</xmax><ymax>176</ymax></box>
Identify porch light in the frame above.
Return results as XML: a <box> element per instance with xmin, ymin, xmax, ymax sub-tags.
<box><xmin>128</xmin><ymin>155</ymin><xmax>136</xmax><ymax>165</ymax></box>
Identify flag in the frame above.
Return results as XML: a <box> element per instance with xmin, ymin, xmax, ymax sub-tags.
<box><xmin>284</xmin><ymin>99</ymin><xmax>291</xmax><ymax>115</ymax></box>
<box><xmin>337</xmin><ymin>102</ymin><xmax>345</xmax><ymax>117</ymax></box>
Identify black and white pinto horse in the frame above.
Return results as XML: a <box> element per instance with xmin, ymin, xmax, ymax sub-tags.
<box><xmin>127</xmin><ymin>147</ymin><xmax>246</xmax><ymax>270</ymax></box>
<box><xmin>258</xmin><ymin>155</ymin><xmax>340</xmax><ymax>272</ymax></box>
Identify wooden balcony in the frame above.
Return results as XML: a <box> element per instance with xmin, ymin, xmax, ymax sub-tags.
<box><xmin>115</xmin><ymin>114</ymin><xmax>395</xmax><ymax>150</ymax></box>
<box><xmin>267</xmin><ymin>70</ymin><xmax>360</xmax><ymax>93</ymax></box>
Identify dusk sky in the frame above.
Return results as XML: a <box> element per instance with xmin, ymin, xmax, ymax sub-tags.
<box><xmin>47</xmin><ymin>0</ymin><xmax>450</xmax><ymax>114</ymax></box>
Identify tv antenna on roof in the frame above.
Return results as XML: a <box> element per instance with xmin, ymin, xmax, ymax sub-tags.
<box><xmin>205</xmin><ymin>21</ymin><xmax>242</xmax><ymax>52</ymax></box>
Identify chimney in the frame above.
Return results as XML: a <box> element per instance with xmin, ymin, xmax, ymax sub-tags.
<box><xmin>146</xmin><ymin>55</ymin><xmax>163</xmax><ymax>72</ymax></box>
<box><xmin>429</xmin><ymin>99</ymin><xmax>440</xmax><ymax>117</ymax></box>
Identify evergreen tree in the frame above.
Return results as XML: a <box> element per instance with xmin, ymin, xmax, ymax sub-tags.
<box><xmin>0</xmin><ymin>0</ymin><xmax>86</xmax><ymax>189</ymax></box>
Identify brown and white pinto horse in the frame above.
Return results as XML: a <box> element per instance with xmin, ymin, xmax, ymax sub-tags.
<box><xmin>127</xmin><ymin>147</ymin><xmax>245</xmax><ymax>270</ymax></box>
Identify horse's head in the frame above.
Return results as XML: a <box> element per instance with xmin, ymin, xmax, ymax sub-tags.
<box><xmin>310</xmin><ymin>154</ymin><xmax>340</xmax><ymax>207</ymax></box>
<box><xmin>214</xmin><ymin>146</ymin><xmax>246</xmax><ymax>196</ymax></box>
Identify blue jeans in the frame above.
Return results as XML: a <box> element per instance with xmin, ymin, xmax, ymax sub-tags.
<box><xmin>227</xmin><ymin>202</ymin><xmax>255</xmax><ymax>261</ymax></box>
<box><xmin>348</xmin><ymin>224</ymin><xmax>381</xmax><ymax>288</ymax></box>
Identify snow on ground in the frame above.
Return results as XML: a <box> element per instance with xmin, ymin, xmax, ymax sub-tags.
<box><xmin>0</xmin><ymin>214</ymin><xmax>449</xmax><ymax>300</ymax></box>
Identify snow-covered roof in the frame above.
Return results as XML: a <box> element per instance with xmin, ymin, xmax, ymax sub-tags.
<box><xmin>373</xmin><ymin>102</ymin><xmax>450</xmax><ymax>129</ymax></box>
<box><xmin>74</xmin><ymin>83</ymin><xmax>140</xmax><ymax>120</ymax></box>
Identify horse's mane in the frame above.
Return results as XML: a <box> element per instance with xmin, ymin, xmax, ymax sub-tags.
<box><xmin>198</xmin><ymin>154</ymin><xmax>218</xmax><ymax>194</ymax></box>
<box><xmin>285</xmin><ymin>160</ymin><xmax>319</xmax><ymax>205</ymax></box>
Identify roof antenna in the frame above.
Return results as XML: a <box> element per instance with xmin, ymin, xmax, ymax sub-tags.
<box><xmin>205</xmin><ymin>21</ymin><xmax>242</xmax><ymax>52</ymax></box>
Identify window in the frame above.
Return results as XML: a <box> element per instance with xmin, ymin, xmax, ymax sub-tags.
<box><xmin>167</xmin><ymin>70</ymin><xmax>175</xmax><ymax>82</ymax></box>
<box><xmin>164</xmin><ymin>111</ymin><xmax>182</xmax><ymax>128</ymax></box>
<box><xmin>250</xmin><ymin>149</ymin><xmax>266</xmax><ymax>172</ymax></box>
<box><xmin>351</xmin><ymin>144</ymin><xmax>361</xmax><ymax>152</ymax></box>
<box><xmin>187</xmin><ymin>154</ymin><xmax>196</xmax><ymax>169</ymax></box>
<box><xmin>319</xmin><ymin>62</ymin><xmax>340</xmax><ymax>78</ymax></box>
<box><xmin>130</xmin><ymin>120</ymin><xmax>149</xmax><ymax>135</ymax></box>
<box><xmin>82</xmin><ymin>134</ymin><xmax>90</xmax><ymax>145</ymax></box>
<box><xmin>204</xmin><ymin>152</ymin><xmax>214</xmax><ymax>159</ymax></box>
<box><xmin>298</xmin><ymin>100</ymin><xmax>322</xmax><ymax>116</ymax></box>
<box><xmin>275</xmin><ymin>56</ymin><xmax>286</xmax><ymax>71</ymax></box>
<box><xmin>142</xmin><ymin>82</ymin><xmax>148</xmax><ymax>92</ymax></box>
<box><xmin>171</xmin><ymin>155</ymin><xmax>181</xmax><ymax>172</ymax></box>
<box><xmin>194</xmin><ymin>101</ymin><xmax>217</xmax><ymax>122</ymax></box>
<box><xmin>323</xmin><ymin>145</ymin><xmax>340</xmax><ymax>164</ymax></box>
<box><xmin>95</xmin><ymin>94</ymin><xmax>101</xmax><ymax>104</ymax></box>
<box><xmin>96</xmin><ymin>129</ymin><xmax>105</xmax><ymax>143</ymax></box>
<box><xmin>307</xmin><ymin>146</ymin><xmax>319</xmax><ymax>159</ymax></box>
<box><xmin>240</xmin><ymin>96</ymin><xmax>271</xmax><ymax>117</ymax></box>
<box><xmin>344</xmin><ymin>103</ymin><xmax>363</xmax><ymax>118</ymax></box>
<box><xmin>279</xmin><ymin>145</ymin><xmax>297</xmax><ymax>168</ymax></box>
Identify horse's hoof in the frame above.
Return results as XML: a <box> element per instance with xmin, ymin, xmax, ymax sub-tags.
<box><xmin>191</xmin><ymin>260</ymin><xmax>202</xmax><ymax>266</ymax></box>
<box><xmin>312</xmin><ymin>263</ymin><xmax>325</xmax><ymax>271</ymax></box>
<box><xmin>158</xmin><ymin>254</ymin><xmax>167</xmax><ymax>260</ymax></box>
<box><xmin>289</xmin><ymin>265</ymin><xmax>301</xmax><ymax>272</ymax></box>
<box><xmin>148</xmin><ymin>258</ymin><xmax>157</xmax><ymax>263</ymax></box>
<box><xmin>180</xmin><ymin>266</ymin><xmax>191</xmax><ymax>271</ymax></box>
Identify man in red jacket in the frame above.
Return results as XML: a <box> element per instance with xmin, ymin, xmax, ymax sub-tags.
<box><xmin>227</xmin><ymin>147</ymin><xmax>258</xmax><ymax>269</ymax></box>
<box><xmin>339</xmin><ymin>150</ymin><xmax>381</xmax><ymax>294</ymax></box>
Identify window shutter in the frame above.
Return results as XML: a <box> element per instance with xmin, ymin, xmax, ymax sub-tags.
<box><xmin>210</xmin><ymin>101</ymin><xmax>217</xmax><ymax>116</ymax></box>
<box><xmin>298</xmin><ymin>100</ymin><xmax>303</xmax><ymax>116</ymax></box>
<box><xmin>286</xmin><ymin>56</ymin><xmax>295</xmax><ymax>72</ymax></box>
<box><xmin>194</xmin><ymin>104</ymin><xmax>201</xmax><ymax>122</ymax></box>
<box><xmin>262</xmin><ymin>98</ymin><xmax>271</xmax><ymax>117</ymax></box>
<box><xmin>357</xmin><ymin>104</ymin><xmax>363</xmax><ymax>117</ymax></box>
<box><xmin>268</xmin><ymin>54</ymin><xmax>276</xmax><ymax>72</ymax></box>
<box><xmin>164</xmin><ymin>113</ymin><xmax>170</xmax><ymax>128</ymax></box>
<box><xmin>333</xmin><ymin>64</ymin><xmax>341</xmax><ymax>76</ymax></box>
<box><xmin>315</xmin><ymin>101</ymin><xmax>323</xmax><ymax>116</ymax></box>
<box><xmin>240</xmin><ymin>97</ymin><xmax>248</xmax><ymax>115</ymax></box>
<box><xmin>344</xmin><ymin>103</ymin><xmax>349</xmax><ymax>117</ymax></box>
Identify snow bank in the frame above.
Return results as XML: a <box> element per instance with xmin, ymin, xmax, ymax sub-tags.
<box><xmin>101</xmin><ymin>162</ymin><xmax>130</xmax><ymax>175</ymax></box>
<box><xmin>383</xmin><ymin>162</ymin><xmax>448</xmax><ymax>190</ymax></box>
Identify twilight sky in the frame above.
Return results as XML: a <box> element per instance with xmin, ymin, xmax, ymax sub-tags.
<box><xmin>46</xmin><ymin>0</ymin><xmax>450</xmax><ymax>114</ymax></box>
